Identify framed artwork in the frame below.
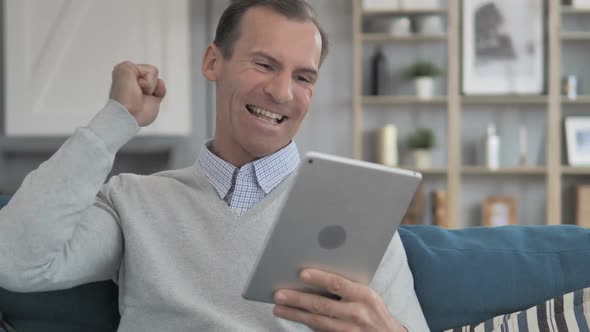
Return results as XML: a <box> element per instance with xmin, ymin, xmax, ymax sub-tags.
<box><xmin>482</xmin><ymin>196</ymin><xmax>517</xmax><ymax>227</ymax></box>
<box><xmin>565</xmin><ymin>117</ymin><xmax>590</xmax><ymax>166</ymax></box>
<box><xmin>462</xmin><ymin>0</ymin><xmax>544</xmax><ymax>94</ymax></box>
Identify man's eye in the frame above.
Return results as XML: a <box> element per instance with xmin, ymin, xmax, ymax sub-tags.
<box><xmin>256</xmin><ymin>62</ymin><xmax>272</xmax><ymax>70</ymax></box>
<box><xmin>296</xmin><ymin>75</ymin><xmax>311</xmax><ymax>83</ymax></box>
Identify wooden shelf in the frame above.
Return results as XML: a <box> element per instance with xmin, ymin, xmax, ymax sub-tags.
<box><xmin>561</xmin><ymin>32</ymin><xmax>590</xmax><ymax>40</ymax></box>
<box><xmin>462</xmin><ymin>166</ymin><xmax>547</xmax><ymax>175</ymax></box>
<box><xmin>362</xmin><ymin>33</ymin><xmax>447</xmax><ymax>42</ymax></box>
<box><xmin>362</xmin><ymin>95</ymin><xmax>447</xmax><ymax>105</ymax></box>
<box><xmin>562</xmin><ymin>166</ymin><xmax>590</xmax><ymax>175</ymax></box>
<box><xmin>561</xmin><ymin>6</ymin><xmax>590</xmax><ymax>14</ymax></box>
<box><xmin>462</xmin><ymin>95</ymin><xmax>548</xmax><ymax>105</ymax></box>
<box><xmin>362</xmin><ymin>8</ymin><xmax>448</xmax><ymax>17</ymax></box>
<box><xmin>562</xmin><ymin>96</ymin><xmax>590</xmax><ymax>104</ymax></box>
<box><xmin>352</xmin><ymin>0</ymin><xmax>567</xmax><ymax>227</ymax></box>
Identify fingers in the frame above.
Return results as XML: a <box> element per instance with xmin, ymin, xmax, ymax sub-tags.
<box><xmin>153</xmin><ymin>78</ymin><xmax>167</xmax><ymax>98</ymax></box>
<box><xmin>299</xmin><ymin>269</ymin><xmax>369</xmax><ymax>302</ymax></box>
<box><xmin>273</xmin><ymin>305</ymin><xmax>352</xmax><ymax>332</ymax></box>
<box><xmin>137</xmin><ymin>64</ymin><xmax>160</xmax><ymax>95</ymax></box>
<box><xmin>274</xmin><ymin>289</ymin><xmax>352</xmax><ymax>319</ymax></box>
<box><xmin>112</xmin><ymin>61</ymin><xmax>164</xmax><ymax>98</ymax></box>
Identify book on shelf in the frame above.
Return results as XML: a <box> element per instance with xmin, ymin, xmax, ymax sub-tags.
<box><xmin>402</xmin><ymin>183</ymin><xmax>424</xmax><ymax>225</ymax></box>
<box><xmin>576</xmin><ymin>186</ymin><xmax>590</xmax><ymax>227</ymax></box>
<box><xmin>432</xmin><ymin>190</ymin><xmax>448</xmax><ymax>228</ymax></box>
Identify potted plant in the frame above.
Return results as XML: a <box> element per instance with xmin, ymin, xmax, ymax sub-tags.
<box><xmin>405</xmin><ymin>60</ymin><xmax>442</xmax><ymax>99</ymax></box>
<box><xmin>407</xmin><ymin>128</ymin><xmax>435</xmax><ymax>168</ymax></box>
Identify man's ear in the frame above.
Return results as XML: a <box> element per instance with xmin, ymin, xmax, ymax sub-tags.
<box><xmin>202</xmin><ymin>43</ymin><xmax>222</xmax><ymax>82</ymax></box>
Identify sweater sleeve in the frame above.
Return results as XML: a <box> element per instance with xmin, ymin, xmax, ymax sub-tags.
<box><xmin>0</xmin><ymin>100</ymin><xmax>139</xmax><ymax>292</ymax></box>
<box><xmin>369</xmin><ymin>231</ymin><xmax>430</xmax><ymax>332</ymax></box>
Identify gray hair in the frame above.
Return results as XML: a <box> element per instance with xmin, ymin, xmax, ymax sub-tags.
<box><xmin>214</xmin><ymin>0</ymin><xmax>329</xmax><ymax>66</ymax></box>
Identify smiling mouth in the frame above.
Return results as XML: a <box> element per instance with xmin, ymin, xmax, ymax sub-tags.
<box><xmin>246</xmin><ymin>105</ymin><xmax>286</xmax><ymax>124</ymax></box>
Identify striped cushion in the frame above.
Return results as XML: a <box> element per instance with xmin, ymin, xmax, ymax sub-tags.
<box><xmin>446</xmin><ymin>287</ymin><xmax>590</xmax><ymax>332</ymax></box>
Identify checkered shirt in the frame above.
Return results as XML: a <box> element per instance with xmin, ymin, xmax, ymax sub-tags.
<box><xmin>198</xmin><ymin>140</ymin><xmax>300</xmax><ymax>215</ymax></box>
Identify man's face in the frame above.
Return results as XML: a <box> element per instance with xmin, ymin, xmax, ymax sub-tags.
<box><xmin>203</xmin><ymin>7</ymin><xmax>322</xmax><ymax>166</ymax></box>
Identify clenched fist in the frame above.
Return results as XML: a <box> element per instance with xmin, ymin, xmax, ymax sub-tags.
<box><xmin>109</xmin><ymin>61</ymin><xmax>167</xmax><ymax>127</ymax></box>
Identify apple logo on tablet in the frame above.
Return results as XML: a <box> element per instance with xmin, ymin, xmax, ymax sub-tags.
<box><xmin>318</xmin><ymin>225</ymin><xmax>347</xmax><ymax>249</ymax></box>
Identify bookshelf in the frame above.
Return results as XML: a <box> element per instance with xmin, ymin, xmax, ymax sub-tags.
<box><xmin>461</xmin><ymin>166</ymin><xmax>547</xmax><ymax>176</ymax></box>
<box><xmin>562</xmin><ymin>167</ymin><xmax>590</xmax><ymax>175</ymax></box>
<box><xmin>362</xmin><ymin>33</ymin><xmax>447</xmax><ymax>42</ymax></box>
<box><xmin>352</xmin><ymin>0</ymin><xmax>583</xmax><ymax>228</ymax></box>
<box><xmin>362</xmin><ymin>96</ymin><xmax>448</xmax><ymax>105</ymax></box>
<box><xmin>562</xmin><ymin>6</ymin><xmax>590</xmax><ymax>14</ymax></box>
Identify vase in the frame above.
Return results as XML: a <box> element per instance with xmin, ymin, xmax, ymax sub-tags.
<box><xmin>415</xmin><ymin>77</ymin><xmax>434</xmax><ymax>99</ymax></box>
<box><xmin>412</xmin><ymin>149</ymin><xmax>432</xmax><ymax>169</ymax></box>
<box><xmin>416</xmin><ymin>15</ymin><xmax>442</xmax><ymax>34</ymax></box>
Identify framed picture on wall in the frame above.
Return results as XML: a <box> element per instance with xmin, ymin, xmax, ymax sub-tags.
<box><xmin>462</xmin><ymin>0</ymin><xmax>544</xmax><ymax>94</ymax></box>
<box><xmin>482</xmin><ymin>196</ymin><xmax>517</xmax><ymax>227</ymax></box>
<box><xmin>565</xmin><ymin>117</ymin><xmax>590</xmax><ymax>166</ymax></box>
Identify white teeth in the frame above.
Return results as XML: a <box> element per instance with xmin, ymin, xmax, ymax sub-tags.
<box><xmin>251</xmin><ymin>106</ymin><xmax>284</xmax><ymax>121</ymax></box>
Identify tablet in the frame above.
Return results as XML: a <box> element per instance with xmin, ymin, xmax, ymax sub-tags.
<box><xmin>241</xmin><ymin>151</ymin><xmax>422</xmax><ymax>304</ymax></box>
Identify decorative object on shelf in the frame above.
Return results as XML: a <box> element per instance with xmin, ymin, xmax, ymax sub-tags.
<box><xmin>376</xmin><ymin>124</ymin><xmax>399</xmax><ymax>167</ymax></box>
<box><xmin>576</xmin><ymin>185</ymin><xmax>590</xmax><ymax>227</ymax></box>
<box><xmin>405</xmin><ymin>60</ymin><xmax>441</xmax><ymax>99</ymax></box>
<box><xmin>563</xmin><ymin>75</ymin><xmax>578</xmax><ymax>100</ymax></box>
<box><xmin>407</xmin><ymin>127</ymin><xmax>435</xmax><ymax>168</ymax></box>
<box><xmin>519</xmin><ymin>126</ymin><xmax>528</xmax><ymax>166</ymax></box>
<box><xmin>362</xmin><ymin>0</ymin><xmax>399</xmax><ymax>10</ymax></box>
<box><xmin>369</xmin><ymin>17</ymin><xmax>410</xmax><ymax>35</ymax></box>
<box><xmin>399</xmin><ymin>0</ymin><xmax>440</xmax><ymax>10</ymax></box>
<box><xmin>389</xmin><ymin>16</ymin><xmax>412</xmax><ymax>36</ymax></box>
<box><xmin>482</xmin><ymin>196</ymin><xmax>517</xmax><ymax>226</ymax></box>
<box><xmin>462</xmin><ymin>0</ymin><xmax>544</xmax><ymax>94</ymax></box>
<box><xmin>484</xmin><ymin>123</ymin><xmax>500</xmax><ymax>169</ymax></box>
<box><xmin>402</xmin><ymin>183</ymin><xmax>424</xmax><ymax>225</ymax></box>
<box><xmin>415</xmin><ymin>15</ymin><xmax>443</xmax><ymax>35</ymax></box>
<box><xmin>370</xmin><ymin>47</ymin><xmax>388</xmax><ymax>95</ymax></box>
<box><xmin>565</xmin><ymin>116</ymin><xmax>590</xmax><ymax>166</ymax></box>
<box><xmin>432</xmin><ymin>190</ymin><xmax>448</xmax><ymax>228</ymax></box>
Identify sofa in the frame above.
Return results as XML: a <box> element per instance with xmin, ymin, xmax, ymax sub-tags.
<box><xmin>2</xmin><ymin>194</ymin><xmax>590</xmax><ymax>332</ymax></box>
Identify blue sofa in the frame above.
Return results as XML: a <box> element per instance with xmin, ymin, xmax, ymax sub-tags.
<box><xmin>1</xmin><ymin>194</ymin><xmax>590</xmax><ymax>331</ymax></box>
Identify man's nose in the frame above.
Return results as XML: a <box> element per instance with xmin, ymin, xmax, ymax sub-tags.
<box><xmin>263</xmin><ymin>72</ymin><xmax>294</xmax><ymax>104</ymax></box>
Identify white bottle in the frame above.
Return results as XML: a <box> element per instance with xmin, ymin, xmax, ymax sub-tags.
<box><xmin>485</xmin><ymin>124</ymin><xmax>500</xmax><ymax>170</ymax></box>
<box><xmin>376</xmin><ymin>124</ymin><xmax>398</xmax><ymax>167</ymax></box>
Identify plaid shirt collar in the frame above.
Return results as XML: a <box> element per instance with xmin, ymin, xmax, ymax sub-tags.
<box><xmin>198</xmin><ymin>140</ymin><xmax>300</xmax><ymax>199</ymax></box>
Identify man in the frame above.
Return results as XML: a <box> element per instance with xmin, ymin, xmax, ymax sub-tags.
<box><xmin>0</xmin><ymin>0</ymin><xmax>429</xmax><ymax>331</ymax></box>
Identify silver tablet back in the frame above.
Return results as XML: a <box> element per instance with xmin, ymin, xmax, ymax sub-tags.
<box><xmin>242</xmin><ymin>151</ymin><xmax>422</xmax><ymax>303</ymax></box>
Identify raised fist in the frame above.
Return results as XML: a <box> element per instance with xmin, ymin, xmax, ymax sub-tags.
<box><xmin>109</xmin><ymin>61</ymin><xmax>167</xmax><ymax>127</ymax></box>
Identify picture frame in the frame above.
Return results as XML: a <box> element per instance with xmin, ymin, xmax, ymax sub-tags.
<box><xmin>565</xmin><ymin>117</ymin><xmax>590</xmax><ymax>166</ymax></box>
<box><xmin>482</xmin><ymin>196</ymin><xmax>517</xmax><ymax>227</ymax></box>
<box><xmin>462</xmin><ymin>0</ymin><xmax>544</xmax><ymax>94</ymax></box>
